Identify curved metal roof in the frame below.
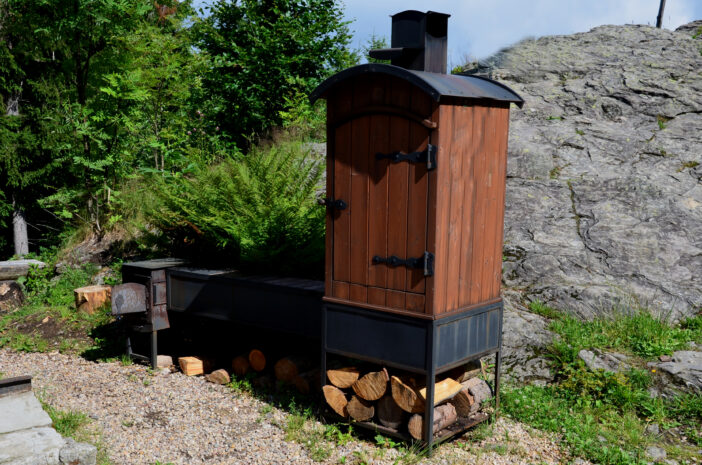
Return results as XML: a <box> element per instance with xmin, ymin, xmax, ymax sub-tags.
<box><xmin>310</xmin><ymin>63</ymin><xmax>524</xmax><ymax>108</ymax></box>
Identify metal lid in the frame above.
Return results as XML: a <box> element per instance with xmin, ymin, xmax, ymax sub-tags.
<box><xmin>310</xmin><ymin>63</ymin><xmax>524</xmax><ymax>108</ymax></box>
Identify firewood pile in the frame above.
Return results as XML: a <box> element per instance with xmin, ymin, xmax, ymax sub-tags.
<box><xmin>322</xmin><ymin>360</ymin><xmax>492</xmax><ymax>440</ymax></box>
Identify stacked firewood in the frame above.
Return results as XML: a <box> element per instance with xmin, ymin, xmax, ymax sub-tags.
<box><xmin>322</xmin><ymin>361</ymin><xmax>492</xmax><ymax>440</ymax></box>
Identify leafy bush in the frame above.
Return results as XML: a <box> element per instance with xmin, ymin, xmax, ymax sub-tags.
<box><xmin>194</xmin><ymin>0</ymin><xmax>355</xmax><ymax>148</ymax></box>
<box><xmin>150</xmin><ymin>138</ymin><xmax>325</xmax><ymax>276</ymax></box>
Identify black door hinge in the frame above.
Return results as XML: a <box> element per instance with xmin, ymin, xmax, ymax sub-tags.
<box><xmin>372</xmin><ymin>251</ymin><xmax>434</xmax><ymax>277</ymax></box>
<box><xmin>375</xmin><ymin>144</ymin><xmax>437</xmax><ymax>171</ymax></box>
<box><xmin>318</xmin><ymin>197</ymin><xmax>347</xmax><ymax>210</ymax></box>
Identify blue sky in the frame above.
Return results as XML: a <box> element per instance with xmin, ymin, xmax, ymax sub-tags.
<box><xmin>194</xmin><ymin>1</ymin><xmax>702</xmax><ymax>66</ymax></box>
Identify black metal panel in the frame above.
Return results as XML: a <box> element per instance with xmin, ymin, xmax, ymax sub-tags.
<box><xmin>166</xmin><ymin>268</ymin><xmax>324</xmax><ymax>339</ymax></box>
<box><xmin>309</xmin><ymin>63</ymin><xmax>524</xmax><ymax>107</ymax></box>
<box><xmin>434</xmin><ymin>303</ymin><xmax>502</xmax><ymax>369</ymax></box>
<box><xmin>324</xmin><ymin>304</ymin><xmax>428</xmax><ymax>370</ymax></box>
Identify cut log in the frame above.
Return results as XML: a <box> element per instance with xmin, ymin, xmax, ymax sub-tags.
<box><xmin>322</xmin><ymin>385</ymin><xmax>348</xmax><ymax>418</ymax></box>
<box><xmin>248</xmin><ymin>349</ymin><xmax>266</xmax><ymax>372</ymax></box>
<box><xmin>407</xmin><ymin>404</ymin><xmax>457</xmax><ymax>441</ymax></box>
<box><xmin>446</xmin><ymin>360</ymin><xmax>483</xmax><ymax>383</ymax></box>
<box><xmin>464</xmin><ymin>377</ymin><xmax>492</xmax><ymax>406</ymax></box>
<box><xmin>391</xmin><ymin>376</ymin><xmax>424</xmax><ymax>413</ymax></box>
<box><xmin>346</xmin><ymin>395</ymin><xmax>375</xmax><ymax>421</ymax></box>
<box><xmin>292</xmin><ymin>370</ymin><xmax>321</xmax><ymax>395</ymax></box>
<box><xmin>377</xmin><ymin>395</ymin><xmax>404</xmax><ymax>430</ymax></box>
<box><xmin>418</xmin><ymin>378</ymin><xmax>463</xmax><ymax>405</ymax></box>
<box><xmin>450</xmin><ymin>386</ymin><xmax>475</xmax><ymax>417</ymax></box>
<box><xmin>232</xmin><ymin>355</ymin><xmax>251</xmax><ymax>376</ymax></box>
<box><xmin>74</xmin><ymin>285</ymin><xmax>112</xmax><ymax>314</ymax></box>
<box><xmin>274</xmin><ymin>356</ymin><xmax>310</xmax><ymax>383</ymax></box>
<box><xmin>205</xmin><ymin>369</ymin><xmax>231</xmax><ymax>385</ymax></box>
<box><xmin>351</xmin><ymin>368</ymin><xmax>388</xmax><ymax>401</ymax></box>
<box><xmin>326</xmin><ymin>366</ymin><xmax>360</xmax><ymax>388</ymax></box>
<box><xmin>178</xmin><ymin>356</ymin><xmax>211</xmax><ymax>376</ymax></box>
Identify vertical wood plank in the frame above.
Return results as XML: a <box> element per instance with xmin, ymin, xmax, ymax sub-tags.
<box><xmin>490</xmin><ymin>106</ymin><xmax>510</xmax><ymax>299</ymax></box>
<box><xmin>406</xmin><ymin>88</ymin><xmax>431</xmax><ymax>302</ymax></box>
<box><xmin>405</xmin><ymin>293</ymin><xmax>426</xmax><ymax>312</ymax></box>
<box><xmin>333</xmin><ymin>281</ymin><xmax>350</xmax><ymax>300</ymax></box>
<box><xmin>385</xmin><ymin>80</ymin><xmax>411</xmax><ymax>304</ymax></box>
<box><xmin>367</xmin><ymin>287</ymin><xmax>386</xmax><ymax>306</ymax></box>
<box><xmin>349</xmin><ymin>283</ymin><xmax>368</xmax><ymax>302</ymax></box>
<box><xmin>424</xmin><ymin>102</ymin><xmax>441</xmax><ymax>316</ymax></box>
<box><xmin>333</xmin><ymin>122</ymin><xmax>352</xmax><ymax>284</ymax></box>
<box><xmin>350</xmin><ymin>114</ymin><xmax>369</xmax><ymax>289</ymax></box>
<box><xmin>468</xmin><ymin>107</ymin><xmax>490</xmax><ymax>304</ymax></box>
<box><xmin>430</xmin><ymin>105</ymin><xmax>454</xmax><ymax>314</ymax></box>
<box><xmin>480</xmin><ymin>106</ymin><xmax>500</xmax><ymax>301</ymax></box>
<box><xmin>387</xmin><ymin>290</ymin><xmax>406</xmax><ymax>309</ymax></box>
<box><xmin>324</xmin><ymin>97</ymin><xmax>334</xmax><ymax>298</ymax></box>
<box><xmin>458</xmin><ymin>105</ymin><xmax>479</xmax><ymax>306</ymax></box>
<box><xmin>445</xmin><ymin>105</ymin><xmax>466</xmax><ymax>312</ymax></box>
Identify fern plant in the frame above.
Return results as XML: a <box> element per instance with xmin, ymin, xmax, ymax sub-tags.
<box><xmin>151</xmin><ymin>139</ymin><xmax>325</xmax><ymax>276</ymax></box>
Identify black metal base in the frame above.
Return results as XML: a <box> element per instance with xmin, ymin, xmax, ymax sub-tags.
<box><xmin>321</xmin><ymin>301</ymin><xmax>503</xmax><ymax>449</ymax></box>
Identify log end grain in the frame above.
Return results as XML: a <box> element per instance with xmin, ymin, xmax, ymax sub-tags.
<box><xmin>326</xmin><ymin>366</ymin><xmax>360</xmax><ymax>389</ymax></box>
<box><xmin>322</xmin><ymin>385</ymin><xmax>348</xmax><ymax>418</ymax></box>
<box><xmin>351</xmin><ymin>368</ymin><xmax>388</xmax><ymax>401</ymax></box>
<box><xmin>248</xmin><ymin>349</ymin><xmax>266</xmax><ymax>372</ymax></box>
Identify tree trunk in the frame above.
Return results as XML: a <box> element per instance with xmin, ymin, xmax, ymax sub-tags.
<box><xmin>12</xmin><ymin>203</ymin><xmax>28</xmax><ymax>258</ymax></box>
<box><xmin>656</xmin><ymin>0</ymin><xmax>666</xmax><ymax>28</ymax></box>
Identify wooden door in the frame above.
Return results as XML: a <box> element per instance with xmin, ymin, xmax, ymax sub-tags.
<box><xmin>330</xmin><ymin>114</ymin><xmax>432</xmax><ymax>313</ymax></box>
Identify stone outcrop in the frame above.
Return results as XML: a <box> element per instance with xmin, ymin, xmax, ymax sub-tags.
<box><xmin>463</xmin><ymin>23</ymin><xmax>702</xmax><ymax>320</ymax></box>
<box><xmin>0</xmin><ymin>259</ymin><xmax>46</xmax><ymax>281</ymax></box>
<box><xmin>650</xmin><ymin>350</ymin><xmax>702</xmax><ymax>395</ymax></box>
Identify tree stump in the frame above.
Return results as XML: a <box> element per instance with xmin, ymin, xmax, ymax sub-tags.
<box><xmin>0</xmin><ymin>281</ymin><xmax>24</xmax><ymax>313</ymax></box>
<box><xmin>74</xmin><ymin>285</ymin><xmax>111</xmax><ymax>314</ymax></box>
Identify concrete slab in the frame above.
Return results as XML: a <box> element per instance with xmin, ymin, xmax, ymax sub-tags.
<box><xmin>0</xmin><ymin>391</ymin><xmax>52</xmax><ymax>434</ymax></box>
<box><xmin>0</xmin><ymin>426</ymin><xmax>63</xmax><ymax>464</ymax></box>
<box><xmin>0</xmin><ymin>260</ymin><xmax>46</xmax><ymax>281</ymax></box>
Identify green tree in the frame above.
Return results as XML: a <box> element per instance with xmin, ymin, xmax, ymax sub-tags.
<box><xmin>194</xmin><ymin>0</ymin><xmax>355</xmax><ymax>148</ymax></box>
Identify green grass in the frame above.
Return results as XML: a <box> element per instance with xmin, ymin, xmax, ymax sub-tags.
<box><xmin>509</xmin><ymin>302</ymin><xmax>702</xmax><ymax>464</ymax></box>
<box><xmin>42</xmin><ymin>402</ymin><xmax>113</xmax><ymax>465</ymax></box>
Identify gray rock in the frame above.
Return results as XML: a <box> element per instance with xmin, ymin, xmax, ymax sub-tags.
<box><xmin>156</xmin><ymin>355</ymin><xmax>173</xmax><ymax>369</ymax></box>
<box><xmin>0</xmin><ymin>280</ymin><xmax>24</xmax><ymax>313</ymax></box>
<box><xmin>0</xmin><ymin>259</ymin><xmax>46</xmax><ymax>281</ymax></box>
<box><xmin>675</xmin><ymin>20</ymin><xmax>702</xmax><ymax>37</ymax></box>
<box><xmin>653</xmin><ymin>350</ymin><xmax>702</xmax><ymax>394</ymax></box>
<box><xmin>646</xmin><ymin>423</ymin><xmax>660</xmax><ymax>435</ymax></box>
<box><xmin>0</xmin><ymin>427</ymin><xmax>64</xmax><ymax>465</ymax></box>
<box><xmin>466</xmin><ymin>24</ymin><xmax>702</xmax><ymax>320</ymax></box>
<box><xmin>59</xmin><ymin>438</ymin><xmax>97</xmax><ymax>465</ymax></box>
<box><xmin>500</xmin><ymin>291</ymin><xmax>555</xmax><ymax>383</ymax></box>
<box><xmin>645</xmin><ymin>445</ymin><xmax>667</xmax><ymax>461</ymax></box>
<box><xmin>578</xmin><ymin>349</ymin><xmax>630</xmax><ymax>373</ymax></box>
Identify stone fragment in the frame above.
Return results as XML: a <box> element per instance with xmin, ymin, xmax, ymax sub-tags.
<box><xmin>157</xmin><ymin>355</ymin><xmax>173</xmax><ymax>369</ymax></box>
<box><xmin>0</xmin><ymin>280</ymin><xmax>24</xmax><ymax>313</ymax></box>
<box><xmin>578</xmin><ymin>349</ymin><xmax>630</xmax><ymax>373</ymax></box>
<box><xmin>205</xmin><ymin>369</ymin><xmax>230</xmax><ymax>385</ymax></box>
<box><xmin>646</xmin><ymin>423</ymin><xmax>660</xmax><ymax>435</ymax></box>
<box><xmin>645</xmin><ymin>446</ymin><xmax>667</xmax><ymax>461</ymax></box>
<box><xmin>59</xmin><ymin>437</ymin><xmax>97</xmax><ymax>465</ymax></box>
<box><xmin>652</xmin><ymin>351</ymin><xmax>702</xmax><ymax>395</ymax></box>
<box><xmin>0</xmin><ymin>259</ymin><xmax>46</xmax><ymax>280</ymax></box>
<box><xmin>0</xmin><ymin>426</ymin><xmax>64</xmax><ymax>464</ymax></box>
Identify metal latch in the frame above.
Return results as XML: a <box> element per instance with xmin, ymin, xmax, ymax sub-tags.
<box><xmin>318</xmin><ymin>197</ymin><xmax>348</xmax><ymax>210</ymax></box>
<box><xmin>372</xmin><ymin>251</ymin><xmax>434</xmax><ymax>277</ymax></box>
<box><xmin>375</xmin><ymin>144</ymin><xmax>437</xmax><ymax>171</ymax></box>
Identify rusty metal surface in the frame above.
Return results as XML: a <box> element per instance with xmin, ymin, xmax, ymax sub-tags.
<box><xmin>310</xmin><ymin>63</ymin><xmax>524</xmax><ymax>107</ymax></box>
<box><xmin>148</xmin><ymin>303</ymin><xmax>170</xmax><ymax>331</ymax></box>
<box><xmin>111</xmin><ymin>283</ymin><xmax>147</xmax><ymax>315</ymax></box>
<box><xmin>152</xmin><ymin>282</ymin><xmax>167</xmax><ymax>306</ymax></box>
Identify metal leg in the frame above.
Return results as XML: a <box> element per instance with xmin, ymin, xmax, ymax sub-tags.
<box><xmin>423</xmin><ymin>322</ymin><xmax>436</xmax><ymax>453</ymax></box>
<box><xmin>150</xmin><ymin>330</ymin><xmax>158</xmax><ymax>369</ymax></box>
<box><xmin>126</xmin><ymin>335</ymin><xmax>133</xmax><ymax>357</ymax></box>
<box><xmin>321</xmin><ymin>305</ymin><xmax>327</xmax><ymax>392</ymax></box>
<box><xmin>494</xmin><ymin>350</ymin><xmax>502</xmax><ymax>414</ymax></box>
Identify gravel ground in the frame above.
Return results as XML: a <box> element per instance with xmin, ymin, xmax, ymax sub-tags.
<box><xmin>0</xmin><ymin>349</ymin><xmax>569</xmax><ymax>465</ymax></box>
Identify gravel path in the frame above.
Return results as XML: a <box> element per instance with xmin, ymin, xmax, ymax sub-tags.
<box><xmin>0</xmin><ymin>349</ymin><xmax>568</xmax><ymax>465</ymax></box>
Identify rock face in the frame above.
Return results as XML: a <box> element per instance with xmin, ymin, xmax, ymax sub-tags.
<box><xmin>578</xmin><ymin>349</ymin><xmax>630</xmax><ymax>373</ymax></box>
<box><xmin>466</xmin><ymin>24</ymin><xmax>702</xmax><ymax>320</ymax></box>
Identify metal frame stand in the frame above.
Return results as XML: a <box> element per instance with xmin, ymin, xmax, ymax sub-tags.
<box><xmin>321</xmin><ymin>301</ymin><xmax>503</xmax><ymax>451</ymax></box>
<box><xmin>125</xmin><ymin>326</ymin><xmax>159</xmax><ymax>369</ymax></box>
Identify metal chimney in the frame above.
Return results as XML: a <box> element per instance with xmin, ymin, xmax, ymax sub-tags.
<box><xmin>369</xmin><ymin>10</ymin><xmax>450</xmax><ymax>74</ymax></box>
